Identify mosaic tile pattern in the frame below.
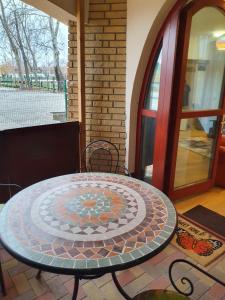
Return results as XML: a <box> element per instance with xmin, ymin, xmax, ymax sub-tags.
<box><xmin>0</xmin><ymin>173</ymin><xmax>177</xmax><ymax>274</ymax></box>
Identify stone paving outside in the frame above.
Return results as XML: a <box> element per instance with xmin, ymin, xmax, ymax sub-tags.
<box><xmin>0</xmin><ymin>88</ymin><xmax>66</xmax><ymax>130</ymax></box>
<box><xmin>1</xmin><ymin>243</ymin><xmax>225</xmax><ymax>300</ymax></box>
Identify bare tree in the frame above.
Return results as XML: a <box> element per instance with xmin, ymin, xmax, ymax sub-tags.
<box><xmin>0</xmin><ymin>0</ymin><xmax>24</xmax><ymax>87</ymax></box>
<box><xmin>0</xmin><ymin>0</ymin><xmax>67</xmax><ymax>89</ymax></box>
<box><xmin>13</xmin><ymin>9</ymin><xmax>31</xmax><ymax>86</ymax></box>
<box><xmin>16</xmin><ymin>2</ymin><xmax>44</xmax><ymax>85</ymax></box>
<box><xmin>21</xmin><ymin>21</ymin><xmax>39</xmax><ymax>84</ymax></box>
<box><xmin>48</xmin><ymin>16</ymin><xmax>64</xmax><ymax>90</ymax></box>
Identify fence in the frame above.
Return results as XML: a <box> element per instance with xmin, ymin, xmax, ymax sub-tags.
<box><xmin>0</xmin><ymin>77</ymin><xmax>66</xmax><ymax>92</ymax></box>
<box><xmin>0</xmin><ymin>79</ymin><xmax>68</xmax><ymax>130</ymax></box>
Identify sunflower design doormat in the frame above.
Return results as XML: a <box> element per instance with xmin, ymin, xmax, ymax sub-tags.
<box><xmin>172</xmin><ymin>216</ymin><xmax>225</xmax><ymax>266</ymax></box>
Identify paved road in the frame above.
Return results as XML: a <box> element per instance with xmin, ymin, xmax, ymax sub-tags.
<box><xmin>0</xmin><ymin>88</ymin><xmax>66</xmax><ymax>130</ymax></box>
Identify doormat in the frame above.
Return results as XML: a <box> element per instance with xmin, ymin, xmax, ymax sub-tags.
<box><xmin>183</xmin><ymin>205</ymin><xmax>225</xmax><ymax>240</ymax></box>
<box><xmin>172</xmin><ymin>216</ymin><xmax>225</xmax><ymax>266</ymax></box>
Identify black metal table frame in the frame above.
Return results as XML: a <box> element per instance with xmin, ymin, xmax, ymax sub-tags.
<box><xmin>0</xmin><ymin>260</ymin><xmax>5</xmax><ymax>296</ymax></box>
<box><xmin>33</xmin><ymin>236</ymin><xmax>175</xmax><ymax>300</ymax></box>
<box><xmin>36</xmin><ymin>269</ymin><xmax>132</xmax><ymax>299</ymax></box>
<box><xmin>0</xmin><ymin>226</ymin><xmax>176</xmax><ymax>300</ymax></box>
<box><xmin>169</xmin><ymin>259</ymin><xmax>225</xmax><ymax>297</ymax></box>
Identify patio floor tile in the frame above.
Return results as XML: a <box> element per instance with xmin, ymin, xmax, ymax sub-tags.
<box><xmin>1</xmin><ymin>244</ymin><xmax>225</xmax><ymax>299</ymax></box>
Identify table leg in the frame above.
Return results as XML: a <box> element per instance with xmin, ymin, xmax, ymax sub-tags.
<box><xmin>36</xmin><ymin>270</ymin><xmax>42</xmax><ymax>279</ymax></box>
<box><xmin>112</xmin><ymin>272</ymin><xmax>131</xmax><ymax>300</ymax></box>
<box><xmin>0</xmin><ymin>261</ymin><xmax>6</xmax><ymax>296</ymax></box>
<box><xmin>72</xmin><ymin>276</ymin><xmax>80</xmax><ymax>300</ymax></box>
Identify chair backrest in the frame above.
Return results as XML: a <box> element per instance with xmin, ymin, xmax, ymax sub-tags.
<box><xmin>116</xmin><ymin>166</ymin><xmax>132</xmax><ymax>177</ymax></box>
<box><xmin>82</xmin><ymin>140</ymin><xmax>119</xmax><ymax>173</ymax></box>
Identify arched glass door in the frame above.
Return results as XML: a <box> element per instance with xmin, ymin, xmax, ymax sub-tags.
<box><xmin>167</xmin><ymin>2</ymin><xmax>225</xmax><ymax>199</ymax></box>
<box><xmin>136</xmin><ymin>0</ymin><xmax>225</xmax><ymax>200</ymax></box>
<box><xmin>136</xmin><ymin>2</ymin><xmax>184</xmax><ymax>191</ymax></box>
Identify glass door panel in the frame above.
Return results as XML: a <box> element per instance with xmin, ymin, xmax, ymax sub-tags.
<box><xmin>174</xmin><ymin>116</ymin><xmax>218</xmax><ymax>189</ymax></box>
<box><xmin>139</xmin><ymin>117</ymin><xmax>156</xmax><ymax>182</ymax></box>
<box><xmin>182</xmin><ymin>7</ymin><xmax>225</xmax><ymax>112</ymax></box>
<box><xmin>171</xmin><ymin>4</ymin><xmax>225</xmax><ymax>196</ymax></box>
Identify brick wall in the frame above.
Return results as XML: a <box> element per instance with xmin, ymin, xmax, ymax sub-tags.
<box><xmin>67</xmin><ymin>0</ymin><xmax>127</xmax><ymax>168</ymax></box>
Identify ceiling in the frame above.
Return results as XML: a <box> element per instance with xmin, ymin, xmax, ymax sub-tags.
<box><xmin>22</xmin><ymin>0</ymin><xmax>89</xmax><ymax>24</ymax></box>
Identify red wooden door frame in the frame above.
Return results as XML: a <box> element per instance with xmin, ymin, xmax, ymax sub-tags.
<box><xmin>135</xmin><ymin>0</ymin><xmax>225</xmax><ymax>200</ymax></box>
<box><xmin>135</xmin><ymin>38</ymin><xmax>161</xmax><ymax>180</ymax></box>
<box><xmin>165</xmin><ymin>0</ymin><xmax>225</xmax><ymax>199</ymax></box>
<box><xmin>135</xmin><ymin>0</ymin><xmax>186</xmax><ymax>188</ymax></box>
<box><xmin>152</xmin><ymin>5</ymin><xmax>182</xmax><ymax>189</ymax></box>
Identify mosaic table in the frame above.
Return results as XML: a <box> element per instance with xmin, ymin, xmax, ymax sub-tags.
<box><xmin>0</xmin><ymin>173</ymin><xmax>177</xmax><ymax>299</ymax></box>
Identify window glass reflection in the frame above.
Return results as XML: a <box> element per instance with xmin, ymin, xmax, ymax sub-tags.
<box><xmin>182</xmin><ymin>7</ymin><xmax>225</xmax><ymax>111</ymax></box>
<box><xmin>174</xmin><ymin>116</ymin><xmax>218</xmax><ymax>189</ymax></box>
<box><xmin>144</xmin><ymin>49</ymin><xmax>162</xmax><ymax>111</ymax></box>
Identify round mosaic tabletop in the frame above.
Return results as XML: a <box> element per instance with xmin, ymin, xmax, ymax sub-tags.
<box><xmin>0</xmin><ymin>173</ymin><xmax>177</xmax><ymax>275</ymax></box>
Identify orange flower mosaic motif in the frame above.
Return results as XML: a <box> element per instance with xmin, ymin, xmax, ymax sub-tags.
<box><xmin>52</xmin><ymin>187</ymin><xmax>126</xmax><ymax>227</ymax></box>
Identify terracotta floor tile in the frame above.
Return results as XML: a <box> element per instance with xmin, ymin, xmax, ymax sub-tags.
<box><xmin>0</xmin><ymin>287</ymin><xmax>18</xmax><ymax>300</ymax></box>
<box><xmin>63</xmin><ymin>278</ymin><xmax>75</xmax><ymax>294</ymax></box>
<box><xmin>100</xmin><ymin>281</ymin><xmax>124</xmax><ymax>300</ymax></box>
<box><xmin>208</xmin><ymin>283</ymin><xmax>225</xmax><ymax>299</ymax></box>
<box><xmin>0</xmin><ymin>251</ymin><xmax>12</xmax><ymax>263</ymax></box>
<box><xmin>14</xmin><ymin>289</ymin><xmax>36</xmax><ymax>300</ymax></box>
<box><xmin>123</xmin><ymin>273</ymin><xmax>153</xmax><ymax>297</ymax></box>
<box><xmin>2</xmin><ymin>260</ymin><xmax>18</xmax><ymax>272</ymax></box>
<box><xmin>94</xmin><ymin>273</ymin><xmax>111</xmax><ymax>288</ymax></box>
<box><xmin>2</xmin><ymin>271</ymin><xmax>13</xmax><ymax>290</ymax></box>
<box><xmin>46</xmin><ymin>277</ymin><xmax>67</xmax><ymax>300</ymax></box>
<box><xmin>117</xmin><ymin>270</ymin><xmax>135</xmax><ymax>287</ymax></box>
<box><xmin>29</xmin><ymin>278</ymin><xmax>49</xmax><ymax>297</ymax></box>
<box><xmin>11</xmin><ymin>273</ymin><xmax>30</xmax><ymax>295</ymax></box>
<box><xmin>35</xmin><ymin>292</ymin><xmax>55</xmax><ymax>300</ymax></box>
<box><xmin>147</xmin><ymin>275</ymin><xmax>170</xmax><ymax>290</ymax></box>
<box><xmin>0</xmin><ymin>246</ymin><xmax>225</xmax><ymax>300</ymax></box>
<box><xmin>82</xmin><ymin>281</ymin><xmax>105</xmax><ymax>300</ymax></box>
<box><xmin>146</xmin><ymin>251</ymin><xmax>168</xmax><ymax>265</ymax></box>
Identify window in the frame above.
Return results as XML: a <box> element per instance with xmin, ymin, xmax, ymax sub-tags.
<box><xmin>0</xmin><ymin>0</ymin><xmax>68</xmax><ymax>130</ymax></box>
<box><xmin>144</xmin><ymin>49</ymin><xmax>162</xmax><ymax>111</ymax></box>
<box><xmin>137</xmin><ymin>47</ymin><xmax>162</xmax><ymax>183</ymax></box>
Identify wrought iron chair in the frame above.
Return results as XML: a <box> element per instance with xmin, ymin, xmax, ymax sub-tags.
<box><xmin>0</xmin><ymin>183</ymin><xmax>22</xmax><ymax>296</ymax></box>
<box><xmin>82</xmin><ymin>139</ymin><xmax>120</xmax><ymax>173</ymax></box>
<box><xmin>81</xmin><ymin>139</ymin><xmax>132</xmax><ymax>176</ymax></box>
<box><xmin>169</xmin><ymin>259</ymin><xmax>225</xmax><ymax>298</ymax></box>
<box><xmin>116</xmin><ymin>165</ymin><xmax>132</xmax><ymax>177</ymax></box>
